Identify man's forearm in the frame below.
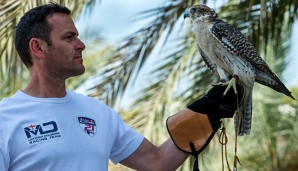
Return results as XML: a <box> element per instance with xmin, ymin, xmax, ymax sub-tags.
<box><xmin>120</xmin><ymin>138</ymin><xmax>189</xmax><ymax>171</ymax></box>
<box><xmin>157</xmin><ymin>138</ymin><xmax>190</xmax><ymax>170</ymax></box>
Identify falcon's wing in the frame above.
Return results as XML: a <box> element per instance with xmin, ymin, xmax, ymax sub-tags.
<box><xmin>198</xmin><ymin>46</ymin><xmax>217</xmax><ymax>73</ymax></box>
<box><xmin>210</xmin><ymin>19</ymin><xmax>293</xmax><ymax>97</ymax></box>
<box><xmin>209</xmin><ymin>19</ymin><xmax>266</xmax><ymax>66</ymax></box>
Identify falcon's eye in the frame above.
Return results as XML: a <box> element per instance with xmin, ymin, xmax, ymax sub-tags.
<box><xmin>190</xmin><ymin>8</ymin><xmax>196</xmax><ymax>14</ymax></box>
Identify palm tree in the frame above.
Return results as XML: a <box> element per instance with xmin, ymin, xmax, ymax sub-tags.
<box><xmin>0</xmin><ymin>0</ymin><xmax>98</xmax><ymax>98</ymax></box>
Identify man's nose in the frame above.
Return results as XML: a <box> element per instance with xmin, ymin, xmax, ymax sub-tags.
<box><xmin>76</xmin><ymin>38</ymin><xmax>85</xmax><ymax>51</ymax></box>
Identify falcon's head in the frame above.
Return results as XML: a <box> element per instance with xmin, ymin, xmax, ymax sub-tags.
<box><xmin>184</xmin><ymin>5</ymin><xmax>217</xmax><ymax>20</ymax></box>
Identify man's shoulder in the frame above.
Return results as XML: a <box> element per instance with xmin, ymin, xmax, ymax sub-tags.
<box><xmin>67</xmin><ymin>90</ymin><xmax>106</xmax><ymax>106</ymax></box>
<box><xmin>68</xmin><ymin>90</ymin><xmax>95</xmax><ymax>101</ymax></box>
<box><xmin>0</xmin><ymin>91</ymin><xmax>20</xmax><ymax>107</ymax></box>
<box><xmin>67</xmin><ymin>90</ymin><xmax>116</xmax><ymax>115</ymax></box>
<box><xmin>0</xmin><ymin>91</ymin><xmax>23</xmax><ymax>116</ymax></box>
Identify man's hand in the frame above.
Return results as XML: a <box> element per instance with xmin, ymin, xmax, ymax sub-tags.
<box><xmin>166</xmin><ymin>83</ymin><xmax>243</xmax><ymax>155</ymax></box>
<box><xmin>187</xmin><ymin>83</ymin><xmax>243</xmax><ymax>130</ymax></box>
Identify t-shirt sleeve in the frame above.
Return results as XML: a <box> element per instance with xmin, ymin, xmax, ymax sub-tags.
<box><xmin>0</xmin><ymin>117</ymin><xmax>9</xmax><ymax>171</ymax></box>
<box><xmin>108</xmin><ymin>108</ymin><xmax>144</xmax><ymax>164</ymax></box>
<box><xmin>0</xmin><ymin>144</ymin><xmax>9</xmax><ymax>171</ymax></box>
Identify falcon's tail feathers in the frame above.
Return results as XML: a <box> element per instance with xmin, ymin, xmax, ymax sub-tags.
<box><xmin>235</xmin><ymin>87</ymin><xmax>253</xmax><ymax>136</ymax></box>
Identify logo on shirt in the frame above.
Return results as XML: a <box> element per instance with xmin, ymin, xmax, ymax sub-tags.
<box><xmin>78</xmin><ymin>117</ymin><xmax>96</xmax><ymax>137</ymax></box>
<box><xmin>23</xmin><ymin>119</ymin><xmax>62</xmax><ymax>145</ymax></box>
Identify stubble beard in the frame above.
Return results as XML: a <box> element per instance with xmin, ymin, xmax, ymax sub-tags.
<box><xmin>46</xmin><ymin>46</ymin><xmax>86</xmax><ymax>80</ymax></box>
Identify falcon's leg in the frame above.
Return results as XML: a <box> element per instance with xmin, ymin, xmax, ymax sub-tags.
<box><xmin>212</xmin><ymin>67</ymin><xmax>230</xmax><ymax>85</ymax></box>
<box><xmin>223</xmin><ymin>75</ymin><xmax>239</xmax><ymax>96</ymax></box>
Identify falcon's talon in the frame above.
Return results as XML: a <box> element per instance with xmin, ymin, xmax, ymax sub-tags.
<box><xmin>232</xmin><ymin>75</ymin><xmax>240</xmax><ymax>94</ymax></box>
<box><xmin>223</xmin><ymin>77</ymin><xmax>237</xmax><ymax>96</ymax></box>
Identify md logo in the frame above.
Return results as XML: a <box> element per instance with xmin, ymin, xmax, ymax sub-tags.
<box><xmin>24</xmin><ymin>121</ymin><xmax>58</xmax><ymax>138</ymax></box>
<box><xmin>23</xmin><ymin>120</ymin><xmax>62</xmax><ymax>145</ymax></box>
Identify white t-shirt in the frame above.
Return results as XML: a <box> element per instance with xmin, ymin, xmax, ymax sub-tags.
<box><xmin>0</xmin><ymin>90</ymin><xmax>144</xmax><ymax>171</ymax></box>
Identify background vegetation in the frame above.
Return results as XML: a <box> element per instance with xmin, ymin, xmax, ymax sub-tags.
<box><xmin>1</xmin><ymin>0</ymin><xmax>297</xmax><ymax>170</ymax></box>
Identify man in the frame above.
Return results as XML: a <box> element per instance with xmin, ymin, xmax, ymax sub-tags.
<box><xmin>0</xmin><ymin>3</ymin><xmax>242</xmax><ymax>171</ymax></box>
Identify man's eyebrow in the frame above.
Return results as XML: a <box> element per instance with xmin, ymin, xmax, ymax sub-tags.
<box><xmin>62</xmin><ymin>31</ymin><xmax>79</xmax><ymax>37</ymax></box>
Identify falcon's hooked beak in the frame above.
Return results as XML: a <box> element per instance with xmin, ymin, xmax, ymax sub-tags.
<box><xmin>184</xmin><ymin>9</ymin><xmax>190</xmax><ymax>19</ymax></box>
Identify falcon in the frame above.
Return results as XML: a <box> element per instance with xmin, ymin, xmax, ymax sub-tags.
<box><xmin>184</xmin><ymin>4</ymin><xmax>295</xmax><ymax>136</ymax></box>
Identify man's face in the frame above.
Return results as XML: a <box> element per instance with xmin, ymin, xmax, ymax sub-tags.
<box><xmin>43</xmin><ymin>12</ymin><xmax>86</xmax><ymax>79</ymax></box>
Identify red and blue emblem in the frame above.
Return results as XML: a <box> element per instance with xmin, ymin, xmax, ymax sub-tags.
<box><xmin>78</xmin><ymin>117</ymin><xmax>96</xmax><ymax>137</ymax></box>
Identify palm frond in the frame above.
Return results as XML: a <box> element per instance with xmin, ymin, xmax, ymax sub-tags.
<box><xmin>220</xmin><ymin>0</ymin><xmax>298</xmax><ymax>63</ymax></box>
<box><xmin>84</xmin><ymin>0</ymin><xmax>202</xmax><ymax>106</ymax></box>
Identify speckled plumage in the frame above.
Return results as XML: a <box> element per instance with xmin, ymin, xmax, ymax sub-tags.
<box><xmin>185</xmin><ymin>5</ymin><xmax>295</xmax><ymax>135</ymax></box>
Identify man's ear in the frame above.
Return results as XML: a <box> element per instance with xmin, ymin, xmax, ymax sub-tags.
<box><xmin>29</xmin><ymin>38</ymin><xmax>46</xmax><ymax>60</ymax></box>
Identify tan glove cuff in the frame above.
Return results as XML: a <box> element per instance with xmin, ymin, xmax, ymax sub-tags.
<box><xmin>166</xmin><ymin>108</ymin><xmax>217</xmax><ymax>154</ymax></box>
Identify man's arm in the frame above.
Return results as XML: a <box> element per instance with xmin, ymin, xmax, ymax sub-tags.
<box><xmin>121</xmin><ymin>83</ymin><xmax>243</xmax><ymax>170</ymax></box>
<box><xmin>120</xmin><ymin>138</ymin><xmax>189</xmax><ymax>171</ymax></box>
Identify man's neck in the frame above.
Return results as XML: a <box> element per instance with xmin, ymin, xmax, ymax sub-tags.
<box><xmin>23</xmin><ymin>84</ymin><xmax>66</xmax><ymax>98</ymax></box>
<box><xmin>23</xmin><ymin>70</ymin><xmax>67</xmax><ymax>98</ymax></box>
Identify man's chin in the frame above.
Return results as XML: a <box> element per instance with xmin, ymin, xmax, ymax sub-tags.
<box><xmin>75</xmin><ymin>68</ymin><xmax>85</xmax><ymax>76</ymax></box>
<box><xmin>67</xmin><ymin>67</ymin><xmax>85</xmax><ymax>78</ymax></box>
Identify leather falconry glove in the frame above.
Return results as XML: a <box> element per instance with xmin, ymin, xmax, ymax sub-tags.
<box><xmin>166</xmin><ymin>83</ymin><xmax>243</xmax><ymax>171</ymax></box>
